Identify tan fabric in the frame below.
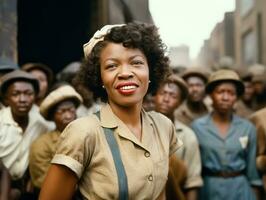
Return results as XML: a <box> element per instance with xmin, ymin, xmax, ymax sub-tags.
<box><xmin>234</xmin><ymin>100</ymin><xmax>254</xmax><ymax>119</ymax></box>
<box><xmin>29</xmin><ymin>130</ymin><xmax>61</xmax><ymax>188</ymax></box>
<box><xmin>52</xmin><ymin>104</ymin><xmax>181</xmax><ymax>200</ymax></box>
<box><xmin>0</xmin><ymin>107</ymin><xmax>50</xmax><ymax>180</ymax></box>
<box><xmin>83</xmin><ymin>24</ymin><xmax>124</xmax><ymax>58</ymax></box>
<box><xmin>249</xmin><ymin>108</ymin><xmax>266</xmax><ymax>173</ymax></box>
<box><xmin>174</xmin><ymin>101</ymin><xmax>209</xmax><ymax>126</ymax></box>
<box><xmin>205</xmin><ymin>69</ymin><xmax>244</xmax><ymax>96</ymax></box>
<box><xmin>174</xmin><ymin>120</ymin><xmax>203</xmax><ymax>189</ymax></box>
<box><xmin>40</xmin><ymin>85</ymin><xmax>82</xmax><ymax>120</ymax></box>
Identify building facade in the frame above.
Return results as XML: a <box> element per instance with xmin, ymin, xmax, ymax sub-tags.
<box><xmin>197</xmin><ymin>12</ymin><xmax>235</xmax><ymax>69</ymax></box>
<box><xmin>235</xmin><ymin>0</ymin><xmax>266</xmax><ymax>67</ymax></box>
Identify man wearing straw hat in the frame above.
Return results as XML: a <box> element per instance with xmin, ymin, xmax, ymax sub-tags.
<box><xmin>29</xmin><ymin>85</ymin><xmax>82</xmax><ymax>195</ymax></box>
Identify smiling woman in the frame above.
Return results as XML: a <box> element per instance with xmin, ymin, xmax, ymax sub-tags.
<box><xmin>39</xmin><ymin>22</ymin><xmax>182</xmax><ymax>200</ymax></box>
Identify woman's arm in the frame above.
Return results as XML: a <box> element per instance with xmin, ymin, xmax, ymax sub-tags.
<box><xmin>39</xmin><ymin>164</ymin><xmax>78</xmax><ymax>200</ymax></box>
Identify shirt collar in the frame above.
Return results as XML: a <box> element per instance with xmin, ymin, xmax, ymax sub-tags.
<box><xmin>99</xmin><ymin>104</ymin><xmax>154</xmax><ymax>151</ymax></box>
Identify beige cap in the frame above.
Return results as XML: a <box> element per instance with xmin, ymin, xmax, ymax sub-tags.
<box><xmin>181</xmin><ymin>67</ymin><xmax>209</xmax><ymax>83</ymax></box>
<box><xmin>40</xmin><ymin>85</ymin><xmax>83</xmax><ymax>120</ymax></box>
<box><xmin>206</xmin><ymin>69</ymin><xmax>244</xmax><ymax>96</ymax></box>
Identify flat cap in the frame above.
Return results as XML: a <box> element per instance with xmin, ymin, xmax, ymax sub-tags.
<box><xmin>40</xmin><ymin>85</ymin><xmax>83</xmax><ymax>120</ymax></box>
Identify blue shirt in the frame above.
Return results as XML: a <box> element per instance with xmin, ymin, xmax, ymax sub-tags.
<box><xmin>191</xmin><ymin>114</ymin><xmax>262</xmax><ymax>200</ymax></box>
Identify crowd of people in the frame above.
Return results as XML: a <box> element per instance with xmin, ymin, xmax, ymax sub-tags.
<box><xmin>0</xmin><ymin>22</ymin><xmax>266</xmax><ymax>200</ymax></box>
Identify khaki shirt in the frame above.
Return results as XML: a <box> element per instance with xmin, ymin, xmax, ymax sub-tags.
<box><xmin>52</xmin><ymin>104</ymin><xmax>181</xmax><ymax>200</ymax></box>
<box><xmin>249</xmin><ymin>108</ymin><xmax>266</xmax><ymax>172</ymax></box>
<box><xmin>29</xmin><ymin>130</ymin><xmax>61</xmax><ymax>188</ymax></box>
<box><xmin>0</xmin><ymin>107</ymin><xmax>50</xmax><ymax>179</ymax></box>
<box><xmin>174</xmin><ymin>120</ymin><xmax>203</xmax><ymax>189</ymax></box>
<box><xmin>174</xmin><ymin>101</ymin><xmax>209</xmax><ymax>126</ymax></box>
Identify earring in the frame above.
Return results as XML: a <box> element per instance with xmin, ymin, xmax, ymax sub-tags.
<box><xmin>148</xmin><ymin>80</ymin><xmax>151</xmax><ymax>84</ymax></box>
<box><xmin>102</xmin><ymin>85</ymin><xmax>105</xmax><ymax>88</ymax></box>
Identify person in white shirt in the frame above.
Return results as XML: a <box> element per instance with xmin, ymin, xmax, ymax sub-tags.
<box><xmin>0</xmin><ymin>70</ymin><xmax>50</xmax><ymax>195</ymax></box>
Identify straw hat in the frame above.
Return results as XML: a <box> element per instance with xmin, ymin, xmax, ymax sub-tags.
<box><xmin>40</xmin><ymin>85</ymin><xmax>83</xmax><ymax>120</ymax></box>
<box><xmin>0</xmin><ymin>70</ymin><xmax>39</xmax><ymax>96</ymax></box>
<box><xmin>205</xmin><ymin>69</ymin><xmax>244</xmax><ymax>96</ymax></box>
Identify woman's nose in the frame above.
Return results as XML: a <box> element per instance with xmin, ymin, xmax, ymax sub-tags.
<box><xmin>117</xmin><ymin>65</ymin><xmax>133</xmax><ymax>79</ymax></box>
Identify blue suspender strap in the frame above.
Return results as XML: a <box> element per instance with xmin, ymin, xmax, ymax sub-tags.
<box><xmin>94</xmin><ymin>111</ymin><xmax>129</xmax><ymax>200</ymax></box>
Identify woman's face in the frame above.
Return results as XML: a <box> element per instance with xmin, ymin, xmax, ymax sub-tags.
<box><xmin>100</xmin><ymin>43</ymin><xmax>149</xmax><ymax>107</ymax></box>
<box><xmin>210</xmin><ymin>82</ymin><xmax>237</xmax><ymax>114</ymax></box>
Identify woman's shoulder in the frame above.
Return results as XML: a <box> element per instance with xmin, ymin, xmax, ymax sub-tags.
<box><xmin>233</xmin><ymin>114</ymin><xmax>254</xmax><ymax>127</ymax></box>
<box><xmin>146</xmin><ymin>110</ymin><xmax>172</xmax><ymax>125</ymax></box>
<box><xmin>61</xmin><ymin>114</ymin><xmax>101</xmax><ymax>138</ymax></box>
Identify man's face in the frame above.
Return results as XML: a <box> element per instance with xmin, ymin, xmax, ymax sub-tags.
<box><xmin>242</xmin><ymin>81</ymin><xmax>254</xmax><ymax>102</ymax></box>
<box><xmin>6</xmin><ymin>81</ymin><xmax>35</xmax><ymax>117</ymax></box>
<box><xmin>154</xmin><ymin>83</ymin><xmax>182</xmax><ymax>117</ymax></box>
<box><xmin>53</xmin><ymin>100</ymin><xmax>77</xmax><ymax>132</ymax></box>
<box><xmin>211</xmin><ymin>82</ymin><xmax>237</xmax><ymax>114</ymax></box>
<box><xmin>186</xmin><ymin>76</ymin><xmax>205</xmax><ymax>102</ymax></box>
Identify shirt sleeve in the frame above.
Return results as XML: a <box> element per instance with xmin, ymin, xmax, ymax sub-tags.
<box><xmin>169</xmin><ymin>123</ymin><xmax>183</xmax><ymax>156</ymax></box>
<box><xmin>51</xmin><ymin>118</ymin><xmax>97</xmax><ymax>178</ymax></box>
<box><xmin>182</xmin><ymin>129</ymin><xmax>203</xmax><ymax>189</ymax></box>
<box><xmin>250</xmin><ymin>115</ymin><xmax>266</xmax><ymax>173</ymax></box>
<box><xmin>29</xmin><ymin>136</ymin><xmax>52</xmax><ymax>188</ymax></box>
<box><xmin>246</xmin><ymin>124</ymin><xmax>263</xmax><ymax>186</ymax></box>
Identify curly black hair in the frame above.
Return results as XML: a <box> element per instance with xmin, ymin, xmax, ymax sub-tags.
<box><xmin>75</xmin><ymin>22</ymin><xmax>170</xmax><ymax>102</ymax></box>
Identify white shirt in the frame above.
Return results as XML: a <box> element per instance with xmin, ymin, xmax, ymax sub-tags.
<box><xmin>175</xmin><ymin>120</ymin><xmax>203</xmax><ymax>189</ymax></box>
<box><xmin>0</xmin><ymin>107</ymin><xmax>50</xmax><ymax>180</ymax></box>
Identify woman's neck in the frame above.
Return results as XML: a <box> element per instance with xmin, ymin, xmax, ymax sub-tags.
<box><xmin>109</xmin><ymin>101</ymin><xmax>142</xmax><ymax>140</ymax></box>
<box><xmin>109</xmin><ymin>102</ymin><xmax>142</xmax><ymax>125</ymax></box>
<box><xmin>211</xmin><ymin>110</ymin><xmax>232</xmax><ymax>124</ymax></box>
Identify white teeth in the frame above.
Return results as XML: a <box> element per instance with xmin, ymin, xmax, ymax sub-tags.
<box><xmin>120</xmin><ymin>85</ymin><xmax>137</xmax><ymax>90</ymax></box>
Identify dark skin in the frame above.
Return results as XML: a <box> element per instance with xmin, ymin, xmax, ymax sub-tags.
<box><xmin>0</xmin><ymin>161</ymin><xmax>10</xmax><ymax>200</ymax></box>
<box><xmin>210</xmin><ymin>82</ymin><xmax>261</xmax><ymax>200</ymax></box>
<box><xmin>186</xmin><ymin>76</ymin><xmax>208</xmax><ymax>114</ymax></box>
<box><xmin>52</xmin><ymin>100</ymin><xmax>77</xmax><ymax>132</ymax></box>
<box><xmin>5</xmin><ymin>81</ymin><xmax>35</xmax><ymax>132</ymax></box>
<box><xmin>154</xmin><ymin>82</ymin><xmax>198</xmax><ymax>200</ymax></box>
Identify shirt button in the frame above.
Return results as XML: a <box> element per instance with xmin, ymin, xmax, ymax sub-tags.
<box><xmin>148</xmin><ymin>175</ymin><xmax>153</xmax><ymax>181</ymax></box>
<box><xmin>144</xmin><ymin>152</ymin><xmax>150</xmax><ymax>157</ymax></box>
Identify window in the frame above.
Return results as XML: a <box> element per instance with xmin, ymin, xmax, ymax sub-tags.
<box><xmin>242</xmin><ymin>30</ymin><xmax>257</xmax><ymax>66</ymax></box>
<box><xmin>240</xmin><ymin>0</ymin><xmax>254</xmax><ymax>17</ymax></box>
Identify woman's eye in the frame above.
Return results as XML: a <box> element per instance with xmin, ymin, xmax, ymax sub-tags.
<box><xmin>106</xmin><ymin>64</ymin><xmax>117</xmax><ymax>69</ymax></box>
<box><xmin>132</xmin><ymin>60</ymin><xmax>144</xmax><ymax>65</ymax></box>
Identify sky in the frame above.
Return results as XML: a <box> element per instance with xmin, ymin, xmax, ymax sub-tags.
<box><xmin>149</xmin><ymin>0</ymin><xmax>235</xmax><ymax>59</ymax></box>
